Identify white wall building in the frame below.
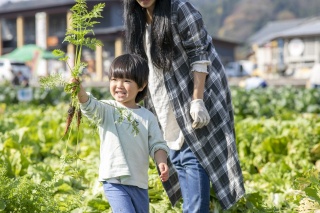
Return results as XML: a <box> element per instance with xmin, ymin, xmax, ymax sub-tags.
<box><xmin>248</xmin><ymin>17</ymin><xmax>320</xmax><ymax>78</ymax></box>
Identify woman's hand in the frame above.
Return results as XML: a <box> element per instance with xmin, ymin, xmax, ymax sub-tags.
<box><xmin>190</xmin><ymin>99</ymin><xmax>210</xmax><ymax>129</ymax></box>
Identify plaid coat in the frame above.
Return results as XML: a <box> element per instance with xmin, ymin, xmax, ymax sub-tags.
<box><xmin>145</xmin><ymin>0</ymin><xmax>245</xmax><ymax>210</ymax></box>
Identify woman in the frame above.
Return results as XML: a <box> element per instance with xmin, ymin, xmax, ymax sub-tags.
<box><xmin>123</xmin><ymin>0</ymin><xmax>245</xmax><ymax>211</ymax></box>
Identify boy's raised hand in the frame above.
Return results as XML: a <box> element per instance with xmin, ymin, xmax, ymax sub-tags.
<box><xmin>69</xmin><ymin>78</ymin><xmax>88</xmax><ymax>103</ymax></box>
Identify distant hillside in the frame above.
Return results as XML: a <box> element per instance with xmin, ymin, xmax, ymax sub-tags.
<box><xmin>189</xmin><ymin>0</ymin><xmax>320</xmax><ymax>43</ymax></box>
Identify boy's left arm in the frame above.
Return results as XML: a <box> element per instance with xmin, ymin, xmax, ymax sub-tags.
<box><xmin>154</xmin><ymin>149</ymin><xmax>169</xmax><ymax>182</ymax></box>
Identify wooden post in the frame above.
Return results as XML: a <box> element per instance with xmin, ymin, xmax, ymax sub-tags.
<box><xmin>66</xmin><ymin>11</ymin><xmax>74</xmax><ymax>69</ymax></box>
<box><xmin>95</xmin><ymin>45</ymin><xmax>103</xmax><ymax>81</ymax></box>
<box><xmin>0</xmin><ymin>20</ymin><xmax>2</xmax><ymax>56</ymax></box>
<box><xmin>315</xmin><ymin>38</ymin><xmax>320</xmax><ymax>64</ymax></box>
<box><xmin>115</xmin><ymin>37</ymin><xmax>123</xmax><ymax>57</ymax></box>
<box><xmin>17</xmin><ymin>16</ymin><xmax>24</xmax><ymax>47</ymax></box>
<box><xmin>35</xmin><ymin>12</ymin><xmax>48</xmax><ymax>76</ymax></box>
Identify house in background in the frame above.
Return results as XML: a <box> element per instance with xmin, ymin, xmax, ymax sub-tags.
<box><xmin>247</xmin><ymin>17</ymin><xmax>320</xmax><ymax>78</ymax></box>
<box><xmin>0</xmin><ymin>0</ymin><xmax>124</xmax><ymax>82</ymax></box>
<box><xmin>212</xmin><ymin>36</ymin><xmax>239</xmax><ymax>65</ymax></box>
<box><xmin>0</xmin><ymin>0</ymin><xmax>241</xmax><ymax>83</ymax></box>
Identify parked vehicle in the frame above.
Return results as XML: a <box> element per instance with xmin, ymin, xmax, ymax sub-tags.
<box><xmin>0</xmin><ymin>59</ymin><xmax>31</xmax><ymax>84</ymax></box>
<box><xmin>225</xmin><ymin>60</ymin><xmax>255</xmax><ymax>77</ymax></box>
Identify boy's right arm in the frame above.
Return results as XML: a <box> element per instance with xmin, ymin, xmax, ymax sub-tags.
<box><xmin>78</xmin><ymin>83</ymin><xmax>89</xmax><ymax>103</ymax></box>
<box><xmin>72</xmin><ymin>78</ymin><xmax>89</xmax><ymax>103</ymax></box>
<box><xmin>72</xmin><ymin>78</ymin><xmax>107</xmax><ymax>125</ymax></box>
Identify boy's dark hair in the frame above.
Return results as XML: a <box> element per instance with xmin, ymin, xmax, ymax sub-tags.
<box><xmin>108</xmin><ymin>54</ymin><xmax>149</xmax><ymax>103</ymax></box>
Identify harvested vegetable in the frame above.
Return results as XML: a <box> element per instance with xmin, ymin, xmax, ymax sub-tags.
<box><xmin>40</xmin><ymin>0</ymin><xmax>139</xmax><ymax>136</ymax></box>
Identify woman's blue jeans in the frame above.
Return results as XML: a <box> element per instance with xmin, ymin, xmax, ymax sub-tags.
<box><xmin>170</xmin><ymin>142</ymin><xmax>210</xmax><ymax>213</ymax></box>
<box><xmin>102</xmin><ymin>182</ymin><xmax>149</xmax><ymax>213</ymax></box>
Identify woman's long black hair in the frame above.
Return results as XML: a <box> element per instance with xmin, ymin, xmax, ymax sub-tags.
<box><xmin>123</xmin><ymin>0</ymin><xmax>173</xmax><ymax>72</ymax></box>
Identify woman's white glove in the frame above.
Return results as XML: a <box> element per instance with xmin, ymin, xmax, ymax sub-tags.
<box><xmin>190</xmin><ymin>99</ymin><xmax>210</xmax><ymax>129</ymax></box>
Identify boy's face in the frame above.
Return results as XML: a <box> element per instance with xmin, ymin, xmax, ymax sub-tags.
<box><xmin>109</xmin><ymin>77</ymin><xmax>144</xmax><ymax>108</ymax></box>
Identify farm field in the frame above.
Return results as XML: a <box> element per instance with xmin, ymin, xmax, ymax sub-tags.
<box><xmin>0</xmin><ymin>86</ymin><xmax>319</xmax><ymax>212</ymax></box>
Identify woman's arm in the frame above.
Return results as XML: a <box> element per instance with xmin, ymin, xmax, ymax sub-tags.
<box><xmin>176</xmin><ymin>2</ymin><xmax>210</xmax><ymax>64</ymax></box>
<box><xmin>193</xmin><ymin>71</ymin><xmax>207</xmax><ymax>100</ymax></box>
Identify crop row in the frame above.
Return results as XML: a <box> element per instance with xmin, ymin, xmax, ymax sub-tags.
<box><xmin>0</xmin><ymin>87</ymin><xmax>319</xmax><ymax>212</ymax></box>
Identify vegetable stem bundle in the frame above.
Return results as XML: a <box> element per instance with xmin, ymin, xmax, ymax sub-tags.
<box><xmin>40</xmin><ymin>0</ymin><xmax>139</xmax><ymax>137</ymax></box>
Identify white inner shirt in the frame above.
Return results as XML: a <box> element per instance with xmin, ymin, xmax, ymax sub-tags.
<box><xmin>144</xmin><ymin>25</ymin><xmax>183</xmax><ymax>150</ymax></box>
<box><xmin>144</xmin><ymin>25</ymin><xmax>209</xmax><ymax>150</ymax></box>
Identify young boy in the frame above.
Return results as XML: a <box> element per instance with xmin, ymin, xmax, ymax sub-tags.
<box><xmin>74</xmin><ymin>54</ymin><xmax>180</xmax><ymax>212</ymax></box>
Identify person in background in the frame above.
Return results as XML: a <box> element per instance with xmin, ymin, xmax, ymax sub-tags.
<box><xmin>12</xmin><ymin>71</ymin><xmax>29</xmax><ymax>87</ymax></box>
<box><xmin>239</xmin><ymin>71</ymin><xmax>267</xmax><ymax>90</ymax></box>
<box><xmin>11</xmin><ymin>71</ymin><xmax>20</xmax><ymax>86</ymax></box>
<box><xmin>73</xmin><ymin>54</ymin><xmax>180</xmax><ymax>213</ymax></box>
<box><xmin>123</xmin><ymin>0</ymin><xmax>245</xmax><ymax>211</ymax></box>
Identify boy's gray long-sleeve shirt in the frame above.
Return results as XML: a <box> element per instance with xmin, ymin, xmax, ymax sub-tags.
<box><xmin>80</xmin><ymin>94</ymin><xmax>169</xmax><ymax>190</ymax></box>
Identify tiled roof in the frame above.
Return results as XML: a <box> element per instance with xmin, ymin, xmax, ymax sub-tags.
<box><xmin>0</xmin><ymin>0</ymin><xmax>74</xmax><ymax>14</ymax></box>
<box><xmin>0</xmin><ymin>0</ymin><xmax>117</xmax><ymax>14</ymax></box>
<box><xmin>247</xmin><ymin>18</ymin><xmax>306</xmax><ymax>45</ymax></box>
<box><xmin>248</xmin><ymin>17</ymin><xmax>320</xmax><ymax>46</ymax></box>
<box><xmin>277</xmin><ymin>17</ymin><xmax>320</xmax><ymax>38</ymax></box>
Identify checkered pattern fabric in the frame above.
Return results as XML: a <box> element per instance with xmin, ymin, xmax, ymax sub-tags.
<box><xmin>145</xmin><ymin>0</ymin><xmax>245</xmax><ymax>210</ymax></box>
<box><xmin>156</xmin><ymin>158</ymin><xmax>182</xmax><ymax>207</ymax></box>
